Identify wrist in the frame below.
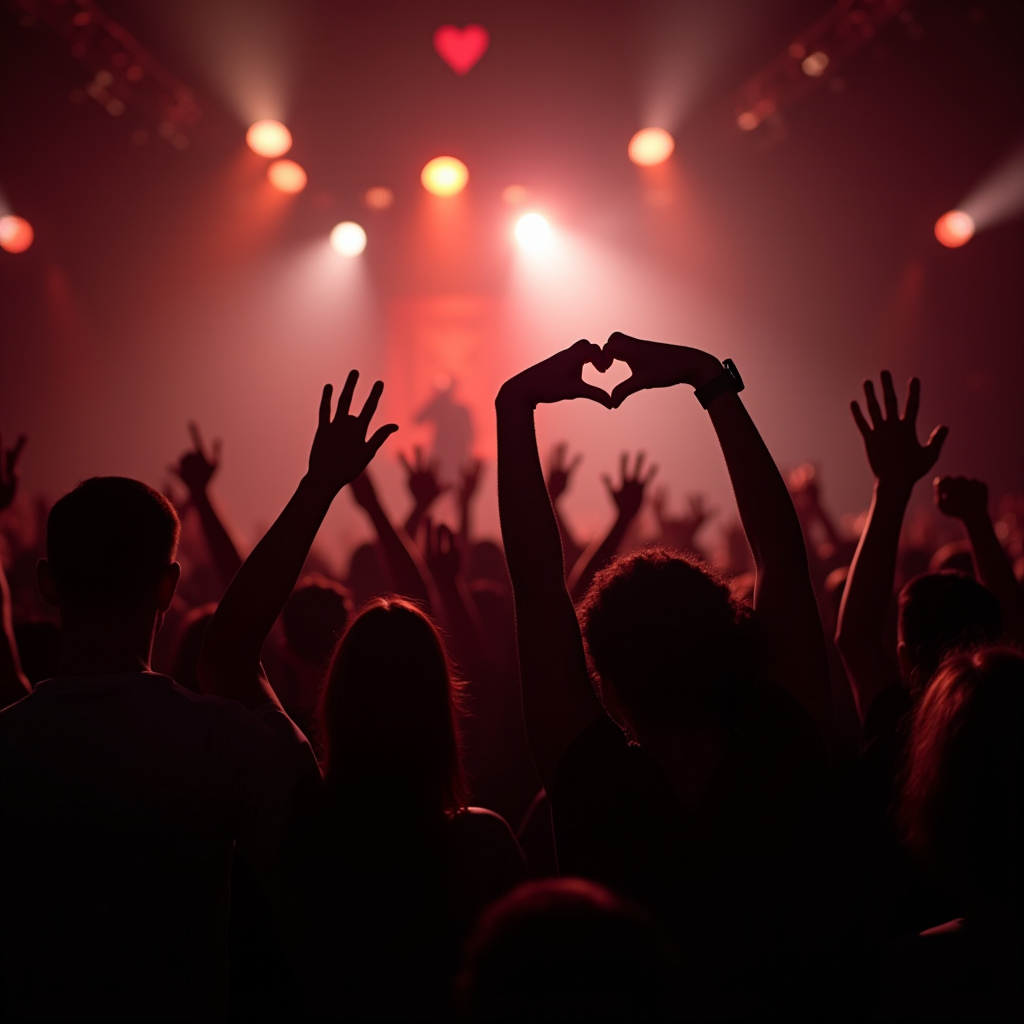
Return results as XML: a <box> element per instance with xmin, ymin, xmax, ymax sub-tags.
<box><xmin>873</xmin><ymin>478</ymin><xmax>914</xmax><ymax>504</ymax></box>
<box><xmin>687</xmin><ymin>354</ymin><xmax>725</xmax><ymax>390</ymax></box>
<box><xmin>496</xmin><ymin>381</ymin><xmax>536</xmax><ymax>413</ymax></box>
<box><xmin>297</xmin><ymin>474</ymin><xmax>340</xmax><ymax>512</ymax></box>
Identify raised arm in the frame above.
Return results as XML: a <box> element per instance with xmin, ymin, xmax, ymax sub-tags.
<box><xmin>424</xmin><ymin>519</ymin><xmax>484</xmax><ymax>671</ymax></box>
<box><xmin>0</xmin><ymin>432</ymin><xmax>31</xmax><ymax>707</ymax></box>
<box><xmin>198</xmin><ymin>374</ymin><xmax>397</xmax><ymax>710</ymax></box>
<box><xmin>834</xmin><ymin>372</ymin><xmax>948</xmax><ymax>723</ymax></box>
<box><xmin>456</xmin><ymin>459</ymin><xmax>484</xmax><ymax>546</ymax></box>
<box><xmin>567</xmin><ymin>451</ymin><xmax>656</xmax><ymax>603</ymax></box>
<box><xmin>399</xmin><ymin>447</ymin><xmax>449</xmax><ymax>540</ymax></box>
<box><xmin>606</xmin><ymin>332</ymin><xmax>832</xmax><ymax>742</ymax></box>
<box><xmin>349</xmin><ymin>470</ymin><xmax>433</xmax><ymax>610</ymax></box>
<box><xmin>497</xmin><ymin>341</ymin><xmax>612</xmax><ymax>787</ymax></box>
<box><xmin>545</xmin><ymin>444</ymin><xmax>585</xmax><ymax>578</ymax></box>
<box><xmin>170</xmin><ymin>424</ymin><xmax>243</xmax><ymax>588</ymax></box>
<box><xmin>935</xmin><ymin>475</ymin><xmax>1024</xmax><ymax>643</ymax></box>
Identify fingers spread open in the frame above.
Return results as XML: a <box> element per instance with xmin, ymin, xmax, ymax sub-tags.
<box><xmin>188</xmin><ymin>422</ymin><xmax>204</xmax><ymax>453</ymax></box>
<box><xmin>851</xmin><ymin>400</ymin><xmax>870</xmax><ymax>438</ymax></box>
<box><xmin>864</xmin><ymin>379</ymin><xmax>883</xmax><ymax>427</ymax></box>
<box><xmin>319</xmin><ymin>384</ymin><xmax>334</xmax><ymax>428</ymax></box>
<box><xmin>338</xmin><ymin>370</ymin><xmax>360</xmax><ymax>418</ymax></box>
<box><xmin>367</xmin><ymin>422</ymin><xmax>399</xmax><ymax>457</ymax></box>
<box><xmin>903</xmin><ymin>377</ymin><xmax>921</xmax><ymax>424</ymax></box>
<box><xmin>880</xmin><ymin>370</ymin><xmax>899</xmax><ymax>420</ymax></box>
<box><xmin>358</xmin><ymin>380</ymin><xmax>385</xmax><ymax>428</ymax></box>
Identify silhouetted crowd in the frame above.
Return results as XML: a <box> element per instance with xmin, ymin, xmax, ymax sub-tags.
<box><xmin>1</xmin><ymin>334</ymin><xmax>1021</xmax><ymax>1022</ymax></box>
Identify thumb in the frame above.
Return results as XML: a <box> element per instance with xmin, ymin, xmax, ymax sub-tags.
<box><xmin>926</xmin><ymin>425</ymin><xmax>949</xmax><ymax>460</ymax></box>
<box><xmin>366</xmin><ymin>423</ymin><xmax>399</xmax><ymax>458</ymax></box>
<box><xmin>610</xmin><ymin>375</ymin><xmax>644</xmax><ymax>409</ymax></box>
<box><xmin>577</xmin><ymin>383</ymin><xmax>614</xmax><ymax>409</ymax></box>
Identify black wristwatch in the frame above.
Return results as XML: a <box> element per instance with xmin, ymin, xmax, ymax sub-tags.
<box><xmin>694</xmin><ymin>359</ymin><xmax>744</xmax><ymax>409</ymax></box>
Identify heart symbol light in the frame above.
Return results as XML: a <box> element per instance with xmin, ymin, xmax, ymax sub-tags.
<box><xmin>433</xmin><ymin>24</ymin><xmax>489</xmax><ymax>76</ymax></box>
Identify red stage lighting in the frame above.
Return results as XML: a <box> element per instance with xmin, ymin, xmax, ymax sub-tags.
<box><xmin>934</xmin><ymin>210</ymin><xmax>975</xmax><ymax>248</ymax></box>
<box><xmin>363</xmin><ymin>187</ymin><xmax>394</xmax><ymax>210</ymax></box>
<box><xmin>628</xmin><ymin>128</ymin><xmax>675</xmax><ymax>167</ymax></box>
<box><xmin>330</xmin><ymin>221</ymin><xmax>367</xmax><ymax>257</ymax></box>
<box><xmin>421</xmin><ymin>156</ymin><xmax>468</xmax><ymax>197</ymax></box>
<box><xmin>0</xmin><ymin>215</ymin><xmax>33</xmax><ymax>253</ymax></box>
<box><xmin>267</xmin><ymin>159</ymin><xmax>307</xmax><ymax>194</ymax></box>
<box><xmin>246</xmin><ymin>120</ymin><xmax>292</xmax><ymax>158</ymax></box>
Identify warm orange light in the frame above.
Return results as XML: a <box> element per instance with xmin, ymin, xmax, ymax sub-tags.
<box><xmin>934</xmin><ymin>210</ymin><xmax>975</xmax><ymax>248</ymax></box>
<box><xmin>330</xmin><ymin>221</ymin><xmax>367</xmax><ymax>257</ymax></box>
<box><xmin>801</xmin><ymin>51</ymin><xmax>829</xmax><ymax>77</ymax></box>
<box><xmin>363</xmin><ymin>186</ymin><xmax>394</xmax><ymax>210</ymax></box>
<box><xmin>515</xmin><ymin>213</ymin><xmax>550</xmax><ymax>250</ymax></box>
<box><xmin>628</xmin><ymin>127</ymin><xmax>675</xmax><ymax>167</ymax></box>
<box><xmin>502</xmin><ymin>184</ymin><xmax>528</xmax><ymax>206</ymax></box>
<box><xmin>421</xmin><ymin>156</ymin><xmax>468</xmax><ymax>197</ymax></box>
<box><xmin>267</xmin><ymin>159</ymin><xmax>307</xmax><ymax>194</ymax></box>
<box><xmin>0</xmin><ymin>215</ymin><xmax>33</xmax><ymax>253</ymax></box>
<box><xmin>246</xmin><ymin>120</ymin><xmax>292</xmax><ymax>158</ymax></box>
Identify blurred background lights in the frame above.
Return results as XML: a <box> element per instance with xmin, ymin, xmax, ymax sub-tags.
<box><xmin>267</xmin><ymin>159</ymin><xmax>307</xmax><ymax>194</ymax></box>
<box><xmin>421</xmin><ymin>156</ymin><xmax>468</xmax><ymax>197</ymax></box>
<box><xmin>801</xmin><ymin>51</ymin><xmax>829</xmax><ymax>77</ymax></box>
<box><xmin>363</xmin><ymin>186</ymin><xmax>394</xmax><ymax>210</ymax></box>
<box><xmin>330</xmin><ymin>221</ymin><xmax>367</xmax><ymax>257</ymax></box>
<box><xmin>0</xmin><ymin>215</ymin><xmax>34</xmax><ymax>253</ymax></box>
<box><xmin>246</xmin><ymin>119</ymin><xmax>292</xmax><ymax>158</ymax></box>
<box><xmin>935</xmin><ymin>210</ymin><xmax>975</xmax><ymax>248</ymax></box>
<box><xmin>502</xmin><ymin>184</ymin><xmax>528</xmax><ymax>206</ymax></box>
<box><xmin>515</xmin><ymin>212</ymin><xmax>550</xmax><ymax>250</ymax></box>
<box><xmin>627</xmin><ymin>127</ymin><xmax>675</xmax><ymax>167</ymax></box>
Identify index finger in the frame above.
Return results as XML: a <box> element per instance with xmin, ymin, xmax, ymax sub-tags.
<box><xmin>337</xmin><ymin>370</ymin><xmax>360</xmax><ymax>418</ymax></box>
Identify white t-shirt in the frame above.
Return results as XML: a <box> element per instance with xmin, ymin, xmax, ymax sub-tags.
<box><xmin>0</xmin><ymin>672</ymin><xmax>315</xmax><ymax>1023</ymax></box>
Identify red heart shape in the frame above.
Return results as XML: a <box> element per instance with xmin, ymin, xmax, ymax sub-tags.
<box><xmin>433</xmin><ymin>24</ymin><xmax>489</xmax><ymax>76</ymax></box>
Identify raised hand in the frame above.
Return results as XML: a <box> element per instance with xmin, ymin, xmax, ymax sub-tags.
<box><xmin>0</xmin><ymin>431</ymin><xmax>26</xmax><ymax>512</ymax></box>
<box><xmin>171</xmin><ymin>423</ymin><xmax>221</xmax><ymax>496</ymax></box>
<box><xmin>307</xmin><ymin>372</ymin><xmax>398</xmax><ymax>499</ymax></box>
<box><xmin>603</xmin><ymin>332</ymin><xmax>723</xmax><ymax>409</ymax></box>
<box><xmin>603</xmin><ymin>452</ymin><xmax>658</xmax><ymax>521</ymax></box>
<box><xmin>546</xmin><ymin>443</ymin><xmax>582</xmax><ymax>502</ymax></box>
<box><xmin>654</xmin><ymin>489</ymin><xmax>717</xmax><ymax>550</ymax></box>
<box><xmin>497</xmin><ymin>340</ymin><xmax>614</xmax><ymax>409</ymax></box>
<box><xmin>400</xmin><ymin>447</ymin><xmax>450</xmax><ymax>512</ymax></box>
<box><xmin>851</xmin><ymin>371</ymin><xmax>948</xmax><ymax>490</ymax></box>
<box><xmin>425</xmin><ymin>518</ymin><xmax>461</xmax><ymax>586</ymax></box>
<box><xmin>934</xmin><ymin>476</ymin><xmax>988</xmax><ymax>523</ymax></box>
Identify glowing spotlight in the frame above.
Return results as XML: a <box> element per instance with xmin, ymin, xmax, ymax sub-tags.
<box><xmin>515</xmin><ymin>213</ymin><xmax>550</xmax><ymax>251</ymax></box>
<box><xmin>267</xmin><ymin>159</ymin><xmax>307</xmax><ymax>194</ymax></box>
<box><xmin>628</xmin><ymin>127</ymin><xmax>675</xmax><ymax>167</ymax></box>
<box><xmin>502</xmin><ymin>184</ymin><xmax>528</xmax><ymax>206</ymax></box>
<box><xmin>801</xmin><ymin>51</ymin><xmax>829</xmax><ymax>77</ymax></box>
<box><xmin>330</xmin><ymin>221</ymin><xmax>367</xmax><ymax>257</ymax></box>
<box><xmin>421</xmin><ymin>156</ymin><xmax>468</xmax><ymax>197</ymax></box>
<box><xmin>0</xmin><ymin>215</ymin><xmax>33</xmax><ymax>253</ymax></box>
<box><xmin>363</xmin><ymin>186</ymin><xmax>394</xmax><ymax>210</ymax></box>
<box><xmin>246</xmin><ymin>120</ymin><xmax>292</xmax><ymax>158</ymax></box>
<box><xmin>934</xmin><ymin>210</ymin><xmax>975</xmax><ymax>248</ymax></box>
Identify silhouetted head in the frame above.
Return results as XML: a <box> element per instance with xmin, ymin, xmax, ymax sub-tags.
<box><xmin>901</xmin><ymin>647</ymin><xmax>1023</xmax><ymax>916</ymax></box>
<box><xmin>897</xmin><ymin>572</ymin><xmax>1002</xmax><ymax>695</ymax></box>
<box><xmin>579</xmin><ymin>546</ymin><xmax>754</xmax><ymax>730</ymax></box>
<box><xmin>170</xmin><ymin>603</ymin><xmax>216</xmax><ymax>694</ymax></box>
<box><xmin>928</xmin><ymin>540</ymin><xmax>975</xmax><ymax>577</ymax></box>
<box><xmin>461</xmin><ymin>878</ymin><xmax>678</xmax><ymax>1023</ymax></box>
<box><xmin>319</xmin><ymin>596</ymin><xmax>465</xmax><ymax>816</ymax></box>
<box><xmin>283</xmin><ymin>574</ymin><xmax>352</xmax><ymax>667</ymax></box>
<box><xmin>40</xmin><ymin>477</ymin><xmax>180</xmax><ymax>612</ymax></box>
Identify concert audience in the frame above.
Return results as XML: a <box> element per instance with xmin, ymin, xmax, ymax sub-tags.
<box><xmin>0</xmin><ymin>339</ymin><xmax>1021</xmax><ymax>1022</ymax></box>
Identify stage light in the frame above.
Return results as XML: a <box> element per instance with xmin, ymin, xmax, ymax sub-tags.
<box><xmin>267</xmin><ymin>159</ymin><xmax>307</xmax><ymax>194</ymax></box>
<box><xmin>0</xmin><ymin>215</ymin><xmax>33</xmax><ymax>253</ymax></box>
<box><xmin>934</xmin><ymin>210</ymin><xmax>975</xmax><ymax>248</ymax></box>
<box><xmin>421</xmin><ymin>156</ymin><xmax>468</xmax><ymax>197</ymax></box>
<box><xmin>502</xmin><ymin>184</ymin><xmax>528</xmax><ymax>206</ymax></box>
<box><xmin>363</xmin><ymin>186</ymin><xmax>393</xmax><ymax>210</ymax></box>
<box><xmin>628</xmin><ymin>127</ymin><xmax>675</xmax><ymax>167</ymax></box>
<box><xmin>801</xmin><ymin>51</ymin><xmax>829</xmax><ymax>77</ymax></box>
<box><xmin>246</xmin><ymin>119</ymin><xmax>292</xmax><ymax>158</ymax></box>
<box><xmin>330</xmin><ymin>221</ymin><xmax>367</xmax><ymax>257</ymax></box>
<box><xmin>515</xmin><ymin>213</ymin><xmax>550</xmax><ymax>251</ymax></box>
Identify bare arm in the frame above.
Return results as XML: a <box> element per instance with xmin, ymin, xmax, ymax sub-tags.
<box><xmin>497</xmin><ymin>342</ymin><xmax>613</xmax><ymax>787</ymax></box>
<box><xmin>606</xmin><ymin>333</ymin><xmax>832</xmax><ymax>742</ymax></box>
<box><xmin>935</xmin><ymin>476</ymin><xmax>1024</xmax><ymax>644</ymax></box>
<box><xmin>349</xmin><ymin>471</ymin><xmax>433</xmax><ymax>610</ymax></box>
<box><xmin>0</xmin><ymin>433</ymin><xmax>31</xmax><ymax>707</ymax></box>
<box><xmin>424</xmin><ymin>519</ymin><xmax>484</xmax><ymax>671</ymax></box>
<box><xmin>546</xmin><ymin>444</ymin><xmax>585</xmax><ymax>578</ymax></box>
<box><xmin>457</xmin><ymin>459</ymin><xmax>483</xmax><ymax>546</ymax></box>
<box><xmin>199</xmin><ymin>374</ymin><xmax>397</xmax><ymax>710</ymax></box>
<box><xmin>834</xmin><ymin>372</ymin><xmax>948</xmax><ymax>724</ymax></box>
<box><xmin>171</xmin><ymin>424</ymin><xmax>243</xmax><ymax>588</ymax></box>
<box><xmin>567</xmin><ymin>452</ymin><xmax>656</xmax><ymax>603</ymax></box>
<box><xmin>400</xmin><ymin>447</ymin><xmax>449</xmax><ymax>540</ymax></box>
